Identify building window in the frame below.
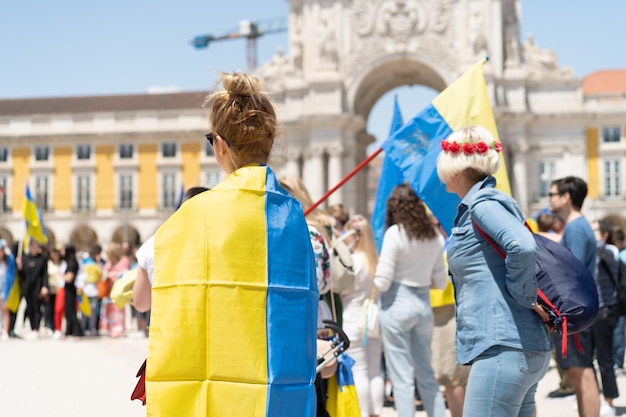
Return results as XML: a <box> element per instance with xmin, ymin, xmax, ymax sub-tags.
<box><xmin>205</xmin><ymin>141</ymin><xmax>214</xmax><ymax>157</ymax></box>
<box><xmin>539</xmin><ymin>161</ymin><xmax>556</xmax><ymax>197</ymax></box>
<box><xmin>35</xmin><ymin>146</ymin><xmax>49</xmax><ymax>161</ymax></box>
<box><xmin>77</xmin><ymin>145</ymin><xmax>91</xmax><ymax>160</ymax></box>
<box><xmin>162</xmin><ymin>143</ymin><xmax>177</xmax><ymax>158</ymax></box>
<box><xmin>35</xmin><ymin>176</ymin><xmax>49</xmax><ymax>211</ymax></box>
<box><xmin>604</xmin><ymin>159</ymin><xmax>621</xmax><ymax>198</ymax></box>
<box><xmin>119</xmin><ymin>174</ymin><xmax>133</xmax><ymax>209</ymax></box>
<box><xmin>162</xmin><ymin>173</ymin><xmax>177</xmax><ymax>209</ymax></box>
<box><xmin>0</xmin><ymin>177</ymin><xmax>8</xmax><ymax>213</ymax></box>
<box><xmin>205</xmin><ymin>171</ymin><xmax>221</xmax><ymax>188</ymax></box>
<box><xmin>77</xmin><ymin>175</ymin><xmax>91</xmax><ymax>210</ymax></box>
<box><xmin>0</xmin><ymin>147</ymin><xmax>8</xmax><ymax>162</ymax></box>
<box><xmin>602</xmin><ymin>126</ymin><xmax>621</xmax><ymax>143</ymax></box>
<box><xmin>119</xmin><ymin>144</ymin><xmax>134</xmax><ymax>159</ymax></box>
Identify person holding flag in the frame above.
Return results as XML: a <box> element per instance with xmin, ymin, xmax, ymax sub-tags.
<box><xmin>0</xmin><ymin>239</ymin><xmax>16</xmax><ymax>341</ymax></box>
<box><xmin>436</xmin><ymin>125</ymin><xmax>552</xmax><ymax>417</ymax></box>
<box><xmin>15</xmin><ymin>239</ymin><xmax>48</xmax><ymax>339</ymax></box>
<box><xmin>15</xmin><ymin>182</ymin><xmax>50</xmax><ymax>339</ymax></box>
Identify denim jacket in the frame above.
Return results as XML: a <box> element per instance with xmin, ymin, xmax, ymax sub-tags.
<box><xmin>447</xmin><ymin>176</ymin><xmax>552</xmax><ymax>365</ymax></box>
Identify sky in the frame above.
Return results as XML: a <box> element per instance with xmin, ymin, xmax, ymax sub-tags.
<box><xmin>1</xmin><ymin>1</ymin><xmax>625</xmax><ymax>146</ymax></box>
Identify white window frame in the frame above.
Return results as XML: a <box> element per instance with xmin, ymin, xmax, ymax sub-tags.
<box><xmin>76</xmin><ymin>144</ymin><xmax>92</xmax><ymax>161</ymax></box>
<box><xmin>34</xmin><ymin>146</ymin><xmax>50</xmax><ymax>162</ymax></box>
<box><xmin>158</xmin><ymin>171</ymin><xmax>179</xmax><ymax>210</ymax></box>
<box><xmin>34</xmin><ymin>175</ymin><xmax>51</xmax><ymax>212</ymax></box>
<box><xmin>602</xmin><ymin>158</ymin><xmax>623</xmax><ymax>199</ymax></box>
<box><xmin>0</xmin><ymin>146</ymin><xmax>9</xmax><ymax>163</ymax></box>
<box><xmin>602</xmin><ymin>125</ymin><xmax>622</xmax><ymax>144</ymax></box>
<box><xmin>116</xmin><ymin>172</ymin><xmax>136</xmax><ymax>211</ymax></box>
<box><xmin>538</xmin><ymin>160</ymin><xmax>557</xmax><ymax>198</ymax></box>
<box><xmin>162</xmin><ymin>142</ymin><xmax>177</xmax><ymax>158</ymax></box>
<box><xmin>119</xmin><ymin>143</ymin><xmax>134</xmax><ymax>160</ymax></box>
<box><xmin>0</xmin><ymin>175</ymin><xmax>9</xmax><ymax>213</ymax></box>
<box><xmin>74</xmin><ymin>172</ymin><xmax>93</xmax><ymax>212</ymax></box>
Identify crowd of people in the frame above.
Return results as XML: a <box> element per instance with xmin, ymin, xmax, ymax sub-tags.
<box><xmin>2</xmin><ymin>71</ymin><xmax>626</xmax><ymax>417</ymax></box>
<box><xmin>0</xmin><ymin>238</ymin><xmax>148</xmax><ymax>341</ymax></box>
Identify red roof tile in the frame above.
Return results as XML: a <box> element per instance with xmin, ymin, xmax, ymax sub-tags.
<box><xmin>582</xmin><ymin>70</ymin><xmax>626</xmax><ymax>95</ymax></box>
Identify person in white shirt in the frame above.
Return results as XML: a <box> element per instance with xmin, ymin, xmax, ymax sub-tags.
<box><xmin>341</xmin><ymin>215</ymin><xmax>384</xmax><ymax>417</ymax></box>
<box><xmin>374</xmin><ymin>184</ymin><xmax>447</xmax><ymax>417</ymax></box>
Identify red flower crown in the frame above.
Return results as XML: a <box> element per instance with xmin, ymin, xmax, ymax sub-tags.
<box><xmin>440</xmin><ymin>140</ymin><xmax>503</xmax><ymax>155</ymax></box>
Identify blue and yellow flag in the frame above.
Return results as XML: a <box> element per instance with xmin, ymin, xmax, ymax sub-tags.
<box><xmin>382</xmin><ymin>59</ymin><xmax>511</xmax><ymax>234</ymax></box>
<box><xmin>2</xmin><ymin>250</ymin><xmax>20</xmax><ymax>313</ymax></box>
<box><xmin>325</xmin><ymin>354</ymin><xmax>361</xmax><ymax>417</ymax></box>
<box><xmin>22</xmin><ymin>182</ymin><xmax>48</xmax><ymax>245</ymax></box>
<box><xmin>371</xmin><ymin>96</ymin><xmax>405</xmax><ymax>252</ymax></box>
<box><xmin>76</xmin><ymin>291</ymin><xmax>91</xmax><ymax>317</ymax></box>
<box><xmin>147</xmin><ymin>165</ymin><xmax>318</xmax><ymax>417</ymax></box>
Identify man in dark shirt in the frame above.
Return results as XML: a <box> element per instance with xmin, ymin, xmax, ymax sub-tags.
<box><xmin>16</xmin><ymin>239</ymin><xmax>48</xmax><ymax>339</ymax></box>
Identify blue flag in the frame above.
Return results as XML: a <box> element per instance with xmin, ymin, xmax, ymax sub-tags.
<box><xmin>381</xmin><ymin>59</ymin><xmax>511</xmax><ymax>235</ymax></box>
<box><xmin>371</xmin><ymin>96</ymin><xmax>405</xmax><ymax>252</ymax></box>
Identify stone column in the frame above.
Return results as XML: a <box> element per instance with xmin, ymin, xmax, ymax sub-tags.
<box><xmin>303</xmin><ymin>146</ymin><xmax>326</xmax><ymax>203</ymax></box>
<box><xmin>285</xmin><ymin>150</ymin><xmax>301</xmax><ymax>178</ymax></box>
<box><xmin>326</xmin><ymin>145</ymin><xmax>344</xmax><ymax>206</ymax></box>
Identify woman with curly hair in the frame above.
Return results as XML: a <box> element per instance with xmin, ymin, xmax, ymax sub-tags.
<box><xmin>374</xmin><ymin>183</ymin><xmax>447</xmax><ymax>417</ymax></box>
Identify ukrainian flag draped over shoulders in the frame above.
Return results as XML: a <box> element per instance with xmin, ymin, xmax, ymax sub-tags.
<box><xmin>382</xmin><ymin>59</ymin><xmax>511</xmax><ymax>235</ymax></box>
<box><xmin>147</xmin><ymin>165</ymin><xmax>318</xmax><ymax>417</ymax></box>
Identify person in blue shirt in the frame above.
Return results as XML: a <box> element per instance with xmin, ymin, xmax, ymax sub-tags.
<box><xmin>549</xmin><ymin>176</ymin><xmax>602</xmax><ymax>417</ymax></box>
<box><xmin>436</xmin><ymin>125</ymin><xmax>552</xmax><ymax>417</ymax></box>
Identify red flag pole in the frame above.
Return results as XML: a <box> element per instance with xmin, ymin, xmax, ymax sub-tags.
<box><xmin>304</xmin><ymin>147</ymin><xmax>383</xmax><ymax>216</ymax></box>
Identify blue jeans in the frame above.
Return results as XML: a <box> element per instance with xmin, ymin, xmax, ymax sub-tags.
<box><xmin>379</xmin><ymin>283</ymin><xmax>446</xmax><ymax>417</ymax></box>
<box><xmin>613</xmin><ymin>315</ymin><xmax>626</xmax><ymax>368</ymax></box>
<box><xmin>464</xmin><ymin>345</ymin><xmax>550</xmax><ymax>417</ymax></box>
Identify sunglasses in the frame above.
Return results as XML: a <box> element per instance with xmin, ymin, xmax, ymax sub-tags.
<box><xmin>205</xmin><ymin>133</ymin><xmax>216</xmax><ymax>147</ymax></box>
<box><xmin>205</xmin><ymin>132</ymin><xmax>234</xmax><ymax>149</ymax></box>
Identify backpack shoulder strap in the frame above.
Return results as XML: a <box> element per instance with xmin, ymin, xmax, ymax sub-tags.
<box><xmin>472</xmin><ymin>220</ymin><xmax>506</xmax><ymax>259</ymax></box>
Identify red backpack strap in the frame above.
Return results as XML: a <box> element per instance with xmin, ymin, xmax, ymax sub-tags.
<box><xmin>472</xmin><ymin>221</ymin><xmax>506</xmax><ymax>259</ymax></box>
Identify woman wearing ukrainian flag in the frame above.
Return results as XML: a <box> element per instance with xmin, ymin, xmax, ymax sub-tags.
<box><xmin>138</xmin><ymin>72</ymin><xmax>318</xmax><ymax>417</ymax></box>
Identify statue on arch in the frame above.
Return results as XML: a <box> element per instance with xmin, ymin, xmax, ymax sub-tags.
<box><xmin>523</xmin><ymin>34</ymin><xmax>575</xmax><ymax>80</ymax></box>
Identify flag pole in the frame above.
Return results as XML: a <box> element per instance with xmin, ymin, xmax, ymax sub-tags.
<box><xmin>304</xmin><ymin>147</ymin><xmax>383</xmax><ymax>216</ymax></box>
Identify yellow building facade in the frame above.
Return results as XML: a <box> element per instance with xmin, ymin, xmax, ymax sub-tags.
<box><xmin>0</xmin><ymin>92</ymin><xmax>223</xmax><ymax>249</ymax></box>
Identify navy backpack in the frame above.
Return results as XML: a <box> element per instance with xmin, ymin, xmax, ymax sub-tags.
<box><xmin>473</xmin><ymin>221</ymin><xmax>599</xmax><ymax>357</ymax></box>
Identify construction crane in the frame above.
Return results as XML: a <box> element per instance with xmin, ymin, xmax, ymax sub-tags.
<box><xmin>191</xmin><ymin>17</ymin><xmax>288</xmax><ymax>72</ymax></box>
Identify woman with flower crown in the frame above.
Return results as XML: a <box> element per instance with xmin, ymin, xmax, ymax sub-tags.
<box><xmin>436</xmin><ymin>125</ymin><xmax>552</xmax><ymax>417</ymax></box>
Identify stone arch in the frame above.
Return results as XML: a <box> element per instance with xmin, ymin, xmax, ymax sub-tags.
<box><xmin>111</xmin><ymin>224</ymin><xmax>141</xmax><ymax>248</ymax></box>
<box><xmin>69</xmin><ymin>224</ymin><xmax>98</xmax><ymax>252</ymax></box>
<box><xmin>0</xmin><ymin>227</ymin><xmax>14</xmax><ymax>246</ymax></box>
<box><xmin>349</xmin><ymin>55</ymin><xmax>449</xmax><ymax>121</ymax></box>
